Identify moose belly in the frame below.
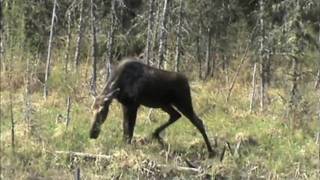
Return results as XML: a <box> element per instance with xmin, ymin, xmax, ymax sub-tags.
<box><xmin>138</xmin><ymin>91</ymin><xmax>174</xmax><ymax>108</ymax></box>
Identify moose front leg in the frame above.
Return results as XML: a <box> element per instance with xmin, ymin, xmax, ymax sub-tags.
<box><xmin>122</xmin><ymin>104</ymin><xmax>138</xmax><ymax>143</ymax></box>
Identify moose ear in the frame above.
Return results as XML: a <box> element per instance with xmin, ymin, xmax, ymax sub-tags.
<box><xmin>104</xmin><ymin>88</ymin><xmax>120</xmax><ymax>102</ymax></box>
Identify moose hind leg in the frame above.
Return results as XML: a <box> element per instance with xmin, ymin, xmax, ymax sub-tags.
<box><xmin>152</xmin><ymin>105</ymin><xmax>181</xmax><ymax>146</ymax></box>
<box><xmin>191</xmin><ymin>115</ymin><xmax>215</xmax><ymax>157</ymax></box>
<box><xmin>122</xmin><ymin>104</ymin><xmax>138</xmax><ymax>144</ymax></box>
<box><xmin>174</xmin><ymin>103</ymin><xmax>215</xmax><ymax>158</ymax></box>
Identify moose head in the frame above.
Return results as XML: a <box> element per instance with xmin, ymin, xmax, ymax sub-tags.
<box><xmin>90</xmin><ymin>88</ymin><xmax>119</xmax><ymax>139</ymax></box>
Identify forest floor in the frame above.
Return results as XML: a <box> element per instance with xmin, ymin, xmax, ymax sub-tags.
<box><xmin>0</xmin><ymin>65</ymin><xmax>319</xmax><ymax>179</ymax></box>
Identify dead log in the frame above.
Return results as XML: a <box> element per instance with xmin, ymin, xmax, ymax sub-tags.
<box><xmin>55</xmin><ymin>151</ymin><xmax>112</xmax><ymax>160</ymax></box>
<box><xmin>158</xmin><ymin>164</ymin><xmax>202</xmax><ymax>173</ymax></box>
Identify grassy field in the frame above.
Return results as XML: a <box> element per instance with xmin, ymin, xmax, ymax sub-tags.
<box><xmin>0</xmin><ymin>65</ymin><xmax>319</xmax><ymax>179</ymax></box>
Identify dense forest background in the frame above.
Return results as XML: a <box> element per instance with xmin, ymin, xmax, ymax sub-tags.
<box><xmin>1</xmin><ymin>0</ymin><xmax>320</xmax><ymax>179</ymax></box>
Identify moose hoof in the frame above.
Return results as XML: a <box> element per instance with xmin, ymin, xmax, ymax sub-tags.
<box><xmin>89</xmin><ymin>130</ymin><xmax>99</xmax><ymax>139</ymax></box>
<box><xmin>90</xmin><ymin>133</ymin><xmax>98</xmax><ymax>139</ymax></box>
<box><xmin>123</xmin><ymin>136</ymin><xmax>133</xmax><ymax>144</ymax></box>
<box><xmin>153</xmin><ymin>136</ymin><xmax>168</xmax><ymax>149</ymax></box>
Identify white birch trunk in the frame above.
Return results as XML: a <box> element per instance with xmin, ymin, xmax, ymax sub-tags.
<box><xmin>0</xmin><ymin>0</ymin><xmax>4</xmax><ymax>71</ymax></box>
<box><xmin>145</xmin><ymin>0</ymin><xmax>155</xmax><ymax>65</ymax></box>
<box><xmin>158</xmin><ymin>0</ymin><xmax>168</xmax><ymax>69</ymax></box>
<box><xmin>90</xmin><ymin>0</ymin><xmax>97</xmax><ymax>95</ymax></box>
<box><xmin>106</xmin><ymin>0</ymin><xmax>116</xmax><ymax>79</ymax></box>
<box><xmin>74</xmin><ymin>0</ymin><xmax>84</xmax><ymax>70</ymax></box>
<box><xmin>259</xmin><ymin>0</ymin><xmax>266</xmax><ymax>111</ymax></box>
<box><xmin>318</xmin><ymin>98</ymin><xmax>320</xmax><ymax>179</ymax></box>
<box><xmin>44</xmin><ymin>0</ymin><xmax>57</xmax><ymax>99</ymax></box>
<box><xmin>151</xmin><ymin>1</ymin><xmax>162</xmax><ymax>66</ymax></box>
<box><xmin>64</xmin><ymin>10</ymin><xmax>71</xmax><ymax>75</ymax></box>
<box><xmin>316</xmin><ymin>22</ymin><xmax>320</xmax><ymax>89</ymax></box>
<box><xmin>317</xmin><ymin>88</ymin><xmax>320</xmax><ymax>177</ymax></box>
<box><xmin>317</xmin><ymin>12</ymin><xmax>320</xmax><ymax>179</ymax></box>
<box><xmin>250</xmin><ymin>63</ymin><xmax>257</xmax><ymax>112</ymax></box>
<box><xmin>174</xmin><ymin>0</ymin><xmax>183</xmax><ymax>72</ymax></box>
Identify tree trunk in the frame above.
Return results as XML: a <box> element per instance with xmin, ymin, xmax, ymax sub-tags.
<box><xmin>174</xmin><ymin>0</ymin><xmax>183</xmax><ymax>72</ymax></box>
<box><xmin>24</xmin><ymin>58</ymin><xmax>32</xmax><ymax>134</ymax></box>
<box><xmin>158</xmin><ymin>0</ymin><xmax>169</xmax><ymax>69</ymax></box>
<box><xmin>106</xmin><ymin>0</ymin><xmax>116</xmax><ymax>79</ymax></box>
<box><xmin>0</xmin><ymin>0</ymin><xmax>4</xmax><ymax>71</ymax></box>
<box><xmin>197</xmin><ymin>18</ymin><xmax>203</xmax><ymax>79</ymax></box>
<box><xmin>315</xmin><ymin>70</ymin><xmax>320</xmax><ymax>89</ymax></box>
<box><xmin>317</xmin><ymin>12</ymin><xmax>320</xmax><ymax>180</ymax></box>
<box><xmin>196</xmin><ymin>35</ymin><xmax>202</xmax><ymax>79</ymax></box>
<box><xmin>250</xmin><ymin>63</ymin><xmax>257</xmax><ymax>112</ymax></box>
<box><xmin>74</xmin><ymin>0</ymin><xmax>84</xmax><ymax>71</ymax></box>
<box><xmin>10</xmin><ymin>90</ymin><xmax>15</xmax><ymax>153</ymax></box>
<box><xmin>66</xmin><ymin>96</ymin><xmax>71</xmax><ymax>128</ymax></box>
<box><xmin>288</xmin><ymin>56</ymin><xmax>300</xmax><ymax>127</ymax></box>
<box><xmin>64</xmin><ymin>10</ymin><xmax>71</xmax><ymax>75</ymax></box>
<box><xmin>163</xmin><ymin>0</ymin><xmax>172</xmax><ymax>70</ymax></box>
<box><xmin>205</xmin><ymin>28</ymin><xmax>212</xmax><ymax>79</ymax></box>
<box><xmin>151</xmin><ymin>0</ymin><xmax>162</xmax><ymax>65</ymax></box>
<box><xmin>8</xmin><ymin>58</ymin><xmax>15</xmax><ymax>152</ymax></box>
<box><xmin>44</xmin><ymin>0</ymin><xmax>57</xmax><ymax>100</ymax></box>
<box><xmin>259</xmin><ymin>0</ymin><xmax>268</xmax><ymax>111</ymax></box>
<box><xmin>316</xmin><ymin>22</ymin><xmax>320</xmax><ymax>89</ymax></box>
<box><xmin>223</xmin><ymin>55</ymin><xmax>229</xmax><ymax>85</ymax></box>
<box><xmin>210</xmin><ymin>33</ymin><xmax>217</xmax><ymax>78</ymax></box>
<box><xmin>90</xmin><ymin>0</ymin><xmax>97</xmax><ymax>96</ymax></box>
<box><xmin>317</xmin><ymin>87</ymin><xmax>320</xmax><ymax>178</ymax></box>
<box><xmin>145</xmin><ymin>0</ymin><xmax>155</xmax><ymax>65</ymax></box>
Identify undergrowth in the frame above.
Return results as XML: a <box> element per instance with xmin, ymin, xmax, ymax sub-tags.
<box><xmin>0</xmin><ymin>65</ymin><xmax>319</xmax><ymax>179</ymax></box>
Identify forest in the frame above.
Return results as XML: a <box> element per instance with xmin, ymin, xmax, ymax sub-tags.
<box><xmin>0</xmin><ymin>0</ymin><xmax>320</xmax><ymax>179</ymax></box>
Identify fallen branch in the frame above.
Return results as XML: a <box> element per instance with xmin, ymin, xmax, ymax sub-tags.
<box><xmin>234</xmin><ymin>141</ymin><xmax>242</xmax><ymax>157</ymax></box>
<box><xmin>185</xmin><ymin>159</ymin><xmax>197</xmax><ymax>168</ymax></box>
<box><xmin>158</xmin><ymin>164</ymin><xmax>202</xmax><ymax>173</ymax></box>
<box><xmin>220</xmin><ymin>146</ymin><xmax>226</xmax><ymax>162</ymax></box>
<box><xmin>220</xmin><ymin>141</ymin><xmax>234</xmax><ymax>162</ymax></box>
<box><xmin>55</xmin><ymin>151</ymin><xmax>202</xmax><ymax>173</ymax></box>
<box><xmin>226</xmin><ymin>45</ymin><xmax>249</xmax><ymax>102</ymax></box>
<box><xmin>55</xmin><ymin>151</ymin><xmax>112</xmax><ymax>160</ymax></box>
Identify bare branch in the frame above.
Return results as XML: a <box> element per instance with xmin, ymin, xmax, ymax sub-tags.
<box><xmin>55</xmin><ymin>151</ymin><xmax>112</xmax><ymax>160</ymax></box>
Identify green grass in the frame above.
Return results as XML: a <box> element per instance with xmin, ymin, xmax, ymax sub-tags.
<box><xmin>0</xmin><ymin>73</ymin><xmax>319</xmax><ymax>179</ymax></box>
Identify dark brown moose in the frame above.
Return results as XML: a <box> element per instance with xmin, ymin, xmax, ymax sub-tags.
<box><xmin>90</xmin><ymin>58</ymin><xmax>215</xmax><ymax>157</ymax></box>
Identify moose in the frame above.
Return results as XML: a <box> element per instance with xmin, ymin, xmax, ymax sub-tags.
<box><xmin>90</xmin><ymin>57</ymin><xmax>215</xmax><ymax>157</ymax></box>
